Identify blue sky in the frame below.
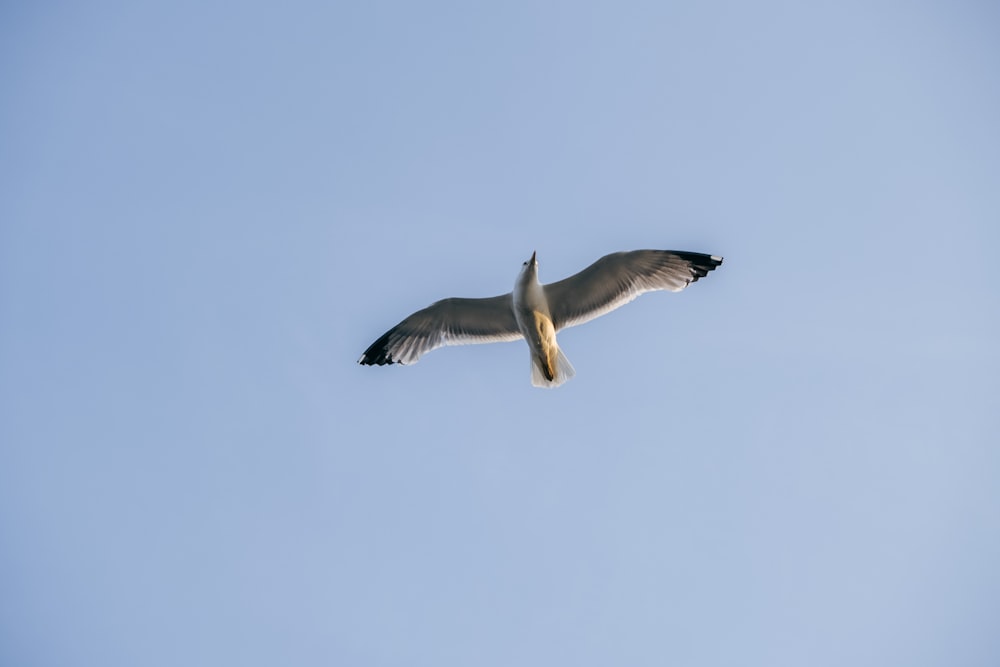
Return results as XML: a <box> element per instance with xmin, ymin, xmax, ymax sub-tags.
<box><xmin>1</xmin><ymin>1</ymin><xmax>998</xmax><ymax>665</ymax></box>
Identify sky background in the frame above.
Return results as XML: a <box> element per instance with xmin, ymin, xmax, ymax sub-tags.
<box><xmin>2</xmin><ymin>1</ymin><xmax>998</xmax><ymax>665</ymax></box>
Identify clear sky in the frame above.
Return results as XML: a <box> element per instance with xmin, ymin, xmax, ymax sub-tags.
<box><xmin>2</xmin><ymin>1</ymin><xmax>998</xmax><ymax>665</ymax></box>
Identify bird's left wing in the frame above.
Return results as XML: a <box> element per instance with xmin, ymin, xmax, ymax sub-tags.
<box><xmin>544</xmin><ymin>250</ymin><xmax>723</xmax><ymax>331</ymax></box>
<box><xmin>359</xmin><ymin>294</ymin><xmax>522</xmax><ymax>365</ymax></box>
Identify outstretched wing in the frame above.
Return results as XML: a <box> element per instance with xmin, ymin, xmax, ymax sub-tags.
<box><xmin>544</xmin><ymin>250</ymin><xmax>723</xmax><ymax>331</ymax></box>
<box><xmin>358</xmin><ymin>294</ymin><xmax>522</xmax><ymax>365</ymax></box>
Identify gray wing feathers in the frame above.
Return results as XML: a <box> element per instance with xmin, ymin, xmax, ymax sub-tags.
<box><xmin>544</xmin><ymin>250</ymin><xmax>723</xmax><ymax>331</ymax></box>
<box><xmin>358</xmin><ymin>294</ymin><xmax>522</xmax><ymax>365</ymax></box>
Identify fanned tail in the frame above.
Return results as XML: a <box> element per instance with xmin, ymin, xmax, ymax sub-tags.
<box><xmin>530</xmin><ymin>347</ymin><xmax>576</xmax><ymax>388</ymax></box>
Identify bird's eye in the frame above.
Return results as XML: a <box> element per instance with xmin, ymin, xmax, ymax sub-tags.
<box><xmin>523</xmin><ymin>261</ymin><xmax>527</xmax><ymax>266</ymax></box>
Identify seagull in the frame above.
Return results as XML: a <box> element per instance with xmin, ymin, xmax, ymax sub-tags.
<box><xmin>359</xmin><ymin>249</ymin><xmax>723</xmax><ymax>387</ymax></box>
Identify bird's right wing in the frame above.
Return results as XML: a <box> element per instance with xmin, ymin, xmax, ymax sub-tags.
<box><xmin>544</xmin><ymin>250</ymin><xmax>723</xmax><ymax>331</ymax></box>
<box><xmin>358</xmin><ymin>294</ymin><xmax>523</xmax><ymax>365</ymax></box>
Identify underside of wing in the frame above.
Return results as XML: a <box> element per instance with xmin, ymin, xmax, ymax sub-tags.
<box><xmin>358</xmin><ymin>293</ymin><xmax>522</xmax><ymax>365</ymax></box>
<box><xmin>544</xmin><ymin>250</ymin><xmax>723</xmax><ymax>330</ymax></box>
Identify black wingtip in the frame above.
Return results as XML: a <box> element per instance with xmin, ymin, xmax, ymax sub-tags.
<box><xmin>673</xmin><ymin>251</ymin><xmax>723</xmax><ymax>283</ymax></box>
<box><xmin>358</xmin><ymin>329</ymin><xmax>397</xmax><ymax>366</ymax></box>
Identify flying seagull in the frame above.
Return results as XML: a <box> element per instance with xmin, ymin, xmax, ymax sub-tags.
<box><xmin>359</xmin><ymin>249</ymin><xmax>723</xmax><ymax>388</ymax></box>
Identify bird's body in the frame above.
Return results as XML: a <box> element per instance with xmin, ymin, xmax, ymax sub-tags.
<box><xmin>359</xmin><ymin>249</ymin><xmax>723</xmax><ymax>387</ymax></box>
<box><xmin>511</xmin><ymin>254</ymin><xmax>575</xmax><ymax>386</ymax></box>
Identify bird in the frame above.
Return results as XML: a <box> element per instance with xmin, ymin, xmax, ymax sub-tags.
<box><xmin>358</xmin><ymin>249</ymin><xmax>723</xmax><ymax>387</ymax></box>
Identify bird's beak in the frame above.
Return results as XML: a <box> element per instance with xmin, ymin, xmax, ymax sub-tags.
<box><xmin>531</xmin><ymin>251</ymin><xmax>536</xmax><ymax>264</ymax></box>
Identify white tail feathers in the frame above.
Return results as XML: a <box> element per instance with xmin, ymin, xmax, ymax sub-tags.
<box><xmin>530</xmin><ymin>346</ymin><xmax>576</xmax><ymax>388</ymax></box>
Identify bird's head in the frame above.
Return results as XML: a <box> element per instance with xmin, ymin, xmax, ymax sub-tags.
<box><xmin>521</xmin><ymin>251</ymin><xmax>538</xmax><ymax>272</ymax></box>
<box><xmin>516</xmin><ymin>251</ymin><xmax>539</xmax><ymax>286</ymax></box>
